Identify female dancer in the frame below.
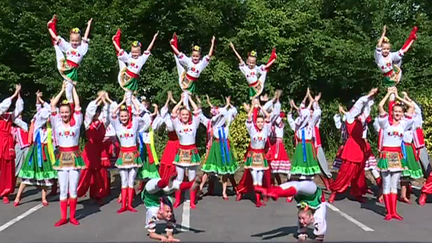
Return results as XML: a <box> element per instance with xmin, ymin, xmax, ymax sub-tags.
<box><xmin>51</xmin><ymin>82</ymin><xmax>85</xmax><ymax>227</ymax></box>
<box><xmin>229</xmin><ymin>42</ymin><xmax>276</xmax><ymax>99</ymax></box>
<box><xmin>47</xmin><ymin>15</ymin><xmax>92</xmax><ymax>103</ymax></box>
<box><xmin>112</xmin><ymin>29</ymin><xmax>158</xmax><ymax>105</ymax></box>
<box><xmin>110</xmin><ymin>95</ymin><xmax>143</xmax><ymax>213</ymax></box>
<box><xmin>14</xmin><ymin>91</ymin><xmax>57</xmax><ymax>207</ymax></box>
<box><xmin>152</xmin><ymin>92</ymin><xmax>178</xmax><ymax>180</ymax></box>
<box><xmin>171</xmin><ymin>95</ymin><xmax>201</xmax><ymax>209</ymax></box>
<box><xmin>0</xmin><ymin>84</ymin><xmax>23</xmax><ymax>204</ymax></box>
<box><xmin>328</xmin><ymin>88</ymin><xmax>378</xmax><ymax>203</ymax></box>
<box><xmin>12</xmin><ymin>115</ymin><xmax>30</xmax><ymax>177</ymax></box>
<box><xmin>199</xmin><ymin>96</ymin><xmax>239</xmax><ymax>200</ymax></box>
<box><xmin>287</xmin><ymin>89</ymin><xmax>321</xmax><ymax>179</ymax></box>
<box><xmin>375</xmin><ymin>25</ymin><xmax>417</xmax><ymax>87</ymax></box>
<box><xmin>398</xmin><ymin>92</ymin><xmax>423</xmax><ymax>203</ymax></box>
<box><xmin>332</xmin><ymin>113</ymin><xmax>347</xmax><ymax>170</ymax></box>
<box><xmin>170</xmin><ymin>33</ymin><xmax>215</xmax><ymax>107</ymax></box>
<box><xmin>377</xmin><ymin>87</ymin><xmax>414</xmax><ymax>220</ymax></box>
<box><xmin>76</xmin><ymin>92</ymin><xmax>111</xmax><ymax>204</ymax></box>
<box><xmin>260</xmin><ymin>181</ymin><xmax>327</xmax><ymax>242</ymax></box>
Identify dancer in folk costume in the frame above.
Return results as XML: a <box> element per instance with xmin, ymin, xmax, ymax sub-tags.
<box><xmin>328</xmin><ymin>88</ymin><xmax>378</xmax><ymax>203</ymax></box>
<box><xmin>110</xmin><ymin>95</ymin><xmax>144</xmax><ymax>213</ymax></box>
<box><xmin>12</xmin><ymin>115</ymin><xmax>30</xmax><ymax>177</ymax></box>
<box><xmin>375</xmin><ymin>25</ymin><xmax>417</xmax><ymax>87</ymax></box>
<box><xmin>143</xmin><ymin>175</ymin><xmax>196</xmax><ymax>242</ymax></box>
<box><xmin>170</xmin><ymin>33</ymin><xmax>215</xmax><ymax>108</ymax></box>
<box><xmin>14</xmin><ymin>91</ymin><xmax>57</xmax><ymax>207</ymax></box>
<box><xmin>47</xmin><ymin>15</ymin><xmax>92</xmax><ymax>104</ymax></box>
<box><xmin>152</xmin><ymin>92</ymin><xmax>179</xmax><ymax>181</ymax></box>
<box><xmin>50</xmin><ymin>83</ymin><xmax>85</xmax><ymax>227</ymax></box>
<box><xmin>199</xmin><ymin>96</ymin><xmax>239</xmax><ymax>200</ymax></box>
<box><xmin>135</xmin><ymin>97</ymin><xmax>160</xmax><ymax>187</ymax></box>
<box><xmin>236</xmin><ymin>99</ymin><xmax>272</xmax><ymax>207</ymax></box>
<box><xmin>229</xmin><ymin>42</ymin><xmax>277</xmax><ymax>99</ymax></box>
<box><xmin>112</xmin><ymin>29</ymin><xmax>158</xmax><ymax>105</ymax></box>
<box><xmin>332</xmin><ymin>113</ymin><xmax>348</xmax><ymax>170</ymax></box>
<box><xmin>287</xmin><ymin>89</ymin><xmax>322</xmax><ymax>179</ymax></box>
<box><xmin>397</xmin><ymin>92</ymin><xmax>423</xmax><ymax>204</ymax></box>
<box><xmin>76</xmin><ymin>92</ymin><xmax>112</xmax><ymax>204</ymax></box>
<box><xmin>170</xmin><ymin>95</ymin><xmax>202</xmax><ymax>209</ymax></box>
<box><xmin>259</xmin><ymin>181</ymin><xmax>327</xmax><ymax>242</ymax></box>
<box><xmin>376</xmin><ymin>87</ymin><xmax>415</xmax><ymax>220</ymax></box>
<box><xmin>264</xmin><ymin>91</ymin><xmax>290</xmax><ymax>185</ymax></box>
<box><xmin>0</xmin><ymin>84</ymin><xmax>23</xmax><ymax>204</ymax></box>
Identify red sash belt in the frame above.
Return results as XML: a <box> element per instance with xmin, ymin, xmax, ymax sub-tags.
<box><xmin>383</xmin><ymin>69</ymin><xmax>394</xmax><ymax>77</ymax></box>
<box><xmin>66</xmin><ymin>60</ymin><xmax>79</xmax><ymax>68</ymax></box>
<box><xmin>120</xmin><ymin>146</ymin><xmax>138</xmax><ymax>153</ymax></box>
<box><xmin>179</xmin><ymin>144</ymin><xmax>196</xmax><ymax>150</ymax></box>
<box><xmin>185</xmin><ymin>74</ymin><xmax>198</xmax><ymax>81</ymax></box>
<box><xmin>59</xmin><ymin>146</ymin><xmax>79</xmax><ymax>152</ymax></box>
<box><xmin>250</xmin><ymin>148</ymin><xmax>265</xmax><ymax>153</ymax></box>
<box><xmin>126</xmin><ymin>69</ymin><xmax>140</xmax><ymax>79</ymax></box>
<box><xmin>248</xmin><ymin>81</ymin><xmax>259</xmax><ymax>87</ymax></box>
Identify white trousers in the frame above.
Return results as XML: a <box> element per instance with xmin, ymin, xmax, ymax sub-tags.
<box><xmin>251</xmin><ymin>169</ymin><xmax>264</xmax><ymax>186</ymax></box>
<box><xmin>119</xmin><ymin>168</ymin><xmax>138</xmax><ymax>188</ymax></box>
<box><xmin>175</xmin><ymin>165</ymin><xmax>198</xmax><ymax>183</ymax></box>
<box><xmin>58</xmin><ymin>169</ymin><xmax>80</xmax><ymax>200</ymax></box>
<box><xmin>381</xmin><ymin>171</ymin><xmax>401</xmax><ymax>194</ymax></box>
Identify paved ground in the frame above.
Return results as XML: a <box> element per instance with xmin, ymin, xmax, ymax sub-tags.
<box><xmin>1</xmin><ymin>178</ymin><xmax>432</xmax><ymax>243</ymax></box>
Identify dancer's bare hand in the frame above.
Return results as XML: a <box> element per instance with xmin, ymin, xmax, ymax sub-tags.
<box><xmin>298</xmin><ymin>233</ymin><xmax>308</xmax><ymax>241</ymax></box>
<box><xmin>167</xmin><ymin>236</ymin><xmax>180</xmax><ymax>242</ymax></box>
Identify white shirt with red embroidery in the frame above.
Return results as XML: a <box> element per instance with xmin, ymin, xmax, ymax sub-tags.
<box><xmin>58</xmin><ymin>37</ymin><xmax>89</xmax><ymax>65</ymax></box>
<box><xmin>177</xmin><ymin>53</ymin><xmax>210</xmax><ymax>79</ymax></box>
<box><xmin>51</xmin><ymin>110</ymin><xmax>83</xmax><ymax>147</ymax></box>
<box><xmin>118</xmin><ymin>50</ymin><xmax>151</xmax><ymax>76</ymax></box>
<box><xmin>239</xmin><ymin>63</ymin><xmax>266</xmax><ymax>86</ymax></box>
<box><xmin>246</xmin><ymin>119</ymin><xmax>271</xmax><ymax>150</ymax></box>
<box><xmin>378</xmin><ymin>114</ymin><xmax>414</xmax><ymax>147</ymax></box>
<box><xmin>171</xmin><ymin>112</ymin><xmax>200</xmax><ymax>146</ymax></box>
<box><xmin>374</xmin><ymin>47</ymin><xmax>403</xmax><ymax>74</ymax></box>
<box><xmin>110</xmin><ymin>114</ymin><xmax>140</xmax><ymax>147</ymax></box>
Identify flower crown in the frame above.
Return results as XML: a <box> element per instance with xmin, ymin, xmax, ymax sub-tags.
<box><xmin>192</xmin><ymin>45</ymin><xmax>201</xmax><ymax>52</ymax></box>
<box><xmin>383</xmin><ymin>37</ymin><xmax>390</xmax><ymax>43</ymax></box>
<box><xmin>70</xmin><ymin>28</ymin><xmax>81</xmax><ymax>34</ymax></box>
<box><xmin>299</xmin><ymin>201</ymin><xmax>310</xmax><ymax>211</ymax></box>
<box><xmin>61</xmin><ymin>99</ymin><xmax>69</xmax><ymax>105</ymax></box>
<box><xmin>249</xmin><ymin>50</ymin><xmax>257</xmax><ymax>57</ymax></box>
<box><xmin>132</xmin><ymin>41</ymin><xmax>142</xmax><ymax>47</ymax></box>
<box><xmin>120</xmin><ymin>105</ymin><xmax>128</xmax><ymax>111</ymax></box>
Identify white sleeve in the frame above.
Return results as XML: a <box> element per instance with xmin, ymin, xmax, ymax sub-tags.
<box><xmin>152</xmin><ymin>115</ymin><xmax>164</xmax><ymax>130</ymax></box>
<box><xmin>139</xmin><ymin>51</ymin><xmax>151</xmax><ymax>66</ymax></box>
<box><xmin>239</xmin><ymin>63</ymin><xmax>247</xmax><ymax>75</ymax></box>
<box><xmin>13</xmin><ymin>118</ymin><xmax>28</xmax><ymax>131</ymax></box>
<box><xmin>378</xmin><ymin>114</ymin><xmax>390</xmax><ymax>130</ymax></box>
<box><xmin>118</xmin><ymin>50</ymin><xmax>131</xmax><ymax>63</ymax></box>
<box><xmin>401</xmin><ymin>116</ymin><xmax>414</xmax><ymax>132</ymax></box>
<box><xmin>391</xmin><ymin>50</ymin><xmax>403</xmax><ymax>63</ymax></box>
<box><xmin>34</xmin><ymin>106</ymin><xmax>50</xmax><ymax>131</ymax></box>
<box><xmin>13</xmin><ymin>97</ymin><xmax>24</xmax><ymax>120</ymax></box>
<box><xmin>374</xmin><ymin>47</ymin><xmax>382</xmax><ymax>64</ymax></box>
<box><xmin>73</xmin><ymin>111</ymin><xmax>84</xmax><ymax>127</ymax></box>
<box><xmin>177</xmin><ymin>53</ymin><xmax>190</xmax><ymax>67</ymax></box>
<box><xmin>139</xmin><ymin>113</ymin><xmax>151</xmax><ymax>133</ymax></box>
<box><xmin>287</xmin><ymin>113</ymin><xmax>296</xmax><ymax>131</ymax></box>
<box><xmin>373</xmin><ymin>118</ymin><xmax>380</xmax><ymax>132</ymax></box>
<box><xmin>262</xmin><ymin>101</ymin><xmax>273</xmax><ymax>113</ymax></box>
<box><xmin>199</xmin><ymin>111</ymin><xmax>210</xmax><ymax>128</ymax></box>
<box><xmin>227</xmin><ymin>107</ymin><xmax>238</xmax><ymax>126</ymax></box>
<box><xmin>333</xmin><ymin>114</ymin><xmax>342</xmax><ymax>130</ymax></box>
<box><xmin>84</xmin><ymin>100</ymin><xmax>98</xmax><ymax>130</ymax></box>
<box><xmin>309</xmin><ymin>105</ymin><xmax>321</xmax><ymax>127</ymax></box>
<box><xmin>199</xmin><ymin>55</ymin><xmax>211</xmax><ymax>70</ymax></box>
<box><xmin>192</xmin><ymin>112</ymin><xmax>201</xmax><ymax>129</ymax></box>
<box><xmin>79</xmin><ymin>41</ymin><xmax>89</xmax><ymax>56</ymax></box>
<box><xmin>245</xmin><ymin>118</ymin><xmax>254</xmax><ymax>134</ymax></box>
<box><xmin>58</xmin><ymin>37</ymin><xmax>71</xmax><ymax>53</ymax></box>
<box><xmin>346</xmin><ymin>95</ymin><xmax>369</xmax><ymax>123</ymax></box>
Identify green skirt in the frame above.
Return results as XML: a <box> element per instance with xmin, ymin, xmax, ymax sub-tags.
<box><xmin>290</xmin><ymin>142</ymin><xmax>321</xmax><ymax>176</ymax></box>
<box><xmin>401</xmin><ymin>144</ymin><xmax>423</xmax><ymax>179</ymax></box>
<box><xmin>137</xmin><ymin>144</ymin><xmax>160</xmax><ymax>180</ymax></box>
<box><xmin>123</xmin><ymin>76</ymin><xmax>138</xmax><ymax>91</ymax></box>
<box><xmin>202</xmin><ymin>140</ymin><xmax>238</xmax><ymax>175</ymax></box>
<box><xmin>115</xmin><ymin>149</ymin><xmax>143</xmax><ymax>169</ymax></box>
<box><xmin>377</xmin><ymin>150</ymin><xmax>407</xmax><ymax>172</ymax></box>
<box><xmin>19</xmin><ymin>144</ymin><xmax>57</xmax><ymax>181</ymax></box>
<box><xmin>244</xmin><ymin>149</ymin><xmax>269</xmax><ymax>170</ymax></box>
<box><xmin>53</xmin><ymin>148</ymin><xmax>86</xmax><ymax>170</ymax></box>
<box><xmin>173</xmin><ymin>146</ymin><xmax>201</xmax><ymax>167</ymax></box>
<box><xmin>60</xmin><ymin>61</ymin><xmax>78</xmax><ymax>82</ymax></box>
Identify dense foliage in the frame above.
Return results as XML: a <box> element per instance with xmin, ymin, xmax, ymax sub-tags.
<box><xmin>1</xmin><ymin>0</ymin><xmax>431</xmax><ymax>158</ymax></box>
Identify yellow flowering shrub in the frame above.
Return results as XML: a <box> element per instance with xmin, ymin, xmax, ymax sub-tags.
<box><xmin>416</xmin><ymin>96</ymin><xmax>432</xmax><ymax>152</ymax></box>
<box><xmin>229</xmin><ymin>111</ymin><xmax>250</xmax><ymax>163</ymax></box>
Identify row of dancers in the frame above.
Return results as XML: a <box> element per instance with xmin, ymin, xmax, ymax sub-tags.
<box><xmin>0</xmin><ymin>14</ymin><xmax>425</xmax><ymax>242</ymax></box>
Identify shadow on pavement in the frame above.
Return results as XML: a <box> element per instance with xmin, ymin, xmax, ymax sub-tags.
<box><xmin>251</xmin><ymin>226</ymin><xmax>303</xmax><ymax>240</ymax></box>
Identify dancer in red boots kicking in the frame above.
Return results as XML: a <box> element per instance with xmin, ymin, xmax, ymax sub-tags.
<box><xmin>259</xmin><ymin>180</ymin><xmax>327</xmax><ymax>241</ymax></box>
<box><xmin>328</xmin><ymin>88</ymin><xmax>378</xmax><ymax>204</ymax></box>
<box><xmin>171</xmin><ymin>95</ymin><xmax>201</xmax><ymax>209</ymax></box>
<box><xmin>51</xmin><ymin>83</ymin><xmax>85</xmax><ymax>226</ymax></box>
<box><xmin>0</xmin><ymin>84</ymin><xmax>23</xmax><ymax>204</ymax></box>
<box><xmin>376</xmin><ymin>87</ymin><xmax>415</xmax><ymax>220</ymax></box>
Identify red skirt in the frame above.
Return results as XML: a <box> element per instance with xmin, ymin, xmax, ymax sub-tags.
<box><xmin>237</xmin><ymin>168</ymin><xmax>272</xmax><ymax>194</ymax></box>
<box><xmin>266</xmin><ymin>138</ymin><xmax>290</xmax><ymax>173</ymax></box>
<box><xmin>160</xmin><ymin>139</ymin><xmax>179</xmax><ymax>166</ymax></box>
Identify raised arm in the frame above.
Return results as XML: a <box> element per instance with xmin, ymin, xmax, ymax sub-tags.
<box><xmin>51</xmin><ymin>82</ymin><xmax>66</xmax><ymax>112</ymax></box>
<box><xmin>206</xmin><ymin>94</ymin><xmax>213</xmax><ymax>108</ymax></box>
<box><xmin>208</xmin><ymin>36</ymin><xmax>215</xmax><ymax>57</ymax></box>
<box><xmin>146</xmin><ymin>31</ymin><xmax>158</xmax><ymax>52</ymax></box>
<box><xmin>171</xmin><ymin>95</ymin><xmax>183</xmax><ymax>117</ymax></box>
<box><xmin>378</xmin><ymin>88</ymin><xmax>393</xmax><ymax>116</ymax></box>
<box><xmin>395</xmin><ymin>93</ymin><xmax>414</xmax><ymax>116</ymax></box>
<box><xmin>229</xmin><ymin>42</ymin><xmax>244</xmax><ymax>64</ymax></box>
<box><xmin>72</xmin><ymin>85</ymin><xmax>81</xmax><ymax>111</ymax></box>
<box><xmin>83</xmin><ymin>18</ymin><xmax>93</xmax><ymax>42</ymax></box>
<box><xmin>188</xmin><ymin>95</ymin><xmax>199</xmax><ymax>113</ymax></box>
<box><xmin>377</xmin><ymin>25</ymin><xmax>387</xmax><ymax>48</ymax></box>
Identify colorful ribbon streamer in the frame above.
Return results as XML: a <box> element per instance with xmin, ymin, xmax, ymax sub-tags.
<box><xmin>149</xmin><ymin>128</ymin><xmax>159</xmax><ymax>165</ymax></box>
<box><xmin>138</xmin><ymin>133</ymin><xmax>146</xmax><ymax>162</ymax></box>
<box><xmin>218</xmin><ymin>128</ymin><xmax>226</xmax><ymax>164</ymax></box>
<box><xmin>46</xmin><ymin>123</ymin><xmax>56</xmax><ymax>164</ymax></box>
<box><xmin>301</xmin><ymin>129</ymin><xmax>307</xmax><ymax>162</ymax></box>
<box><xmin>222</xmin><ymin>126</ymin><xmax>230</xmax><ymax>163</ymax></box>
<box><xmin>401</xmin><ymin>141</ymin><xmax>407</xmax><ymax>160</ymax></box>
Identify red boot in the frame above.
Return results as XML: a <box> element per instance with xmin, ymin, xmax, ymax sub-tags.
<box><xmin>255</xmin><ymin>191</ymin><xmax>265</xmax><ymax>207</ymax></box>
<box><xmin>171</xmin><ymin>33</ymin><xmax>178</xmax><ymax>50</ymax></box>
<box><xmin>117</xmin><ymin>188</ymin><xmax>127</xmax><ymax>214</ymax></box>
<box><xmin>173</xmin><ymin>190</ymin><xmax>182</xmax><ymax>208</ymax></box>
<box><xmin>402</xmin><ymin>26</ymin><xmax>418</xmax><ymax>50</ymax></box>
<box><xmin>320</xmin><ymin>175</ymin><xmax>331</xmax><ymax>191</ymax></box>
<box><xmin>127</xmin><ymin>188</ymin><xmax>137</xmax><ymax>212</ymax></box>
<box><xmin>113</xmin><ymin>28</ymin><xmax>121</xmax><ymax>55</ymax></box>
<box><xmin>3</xmin><ymin>196</ymin><xmax>9</xmax><ymax>204</ymax></box>
<box><xmin>190</xmin><ymin>187</ymin><xmax>198</xmax><ymax>209</ymax></box>
<box><xmin>267</xmin><ymin>186</ymin><xmax>297</xmax><ymax>201</ymax></box>
<box><xmin>69</xmin><ymin>198</ymin><xmax>80</xmax><ymax>225</ymax></box>
<box><xmin>419</xmin><ymin>193</ymin><xmax>427</xmax><ymax>206</ymax></box>
<box><xmin>47</xmin><ymin>15</ymin><xmax>58</xmax><ymax>45</ymax></box>
<box><xmin>391</xmin><ymin>193</ymin><xmax>403</xmax><ymax>220</ymax></box>
<box><xmin>54</xmin><ymin>200</ymin><xmax>68</xmax><ymax>227</ymax></box>
<box><xmin>383</xmin><ymin>194</ymin><xmax>392</xmax><ymax>221</ymax></box>
<box><xmin>328</xmin><ymin>192</ymin><xmax>336</xmax><ymax>204</ymax></box>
